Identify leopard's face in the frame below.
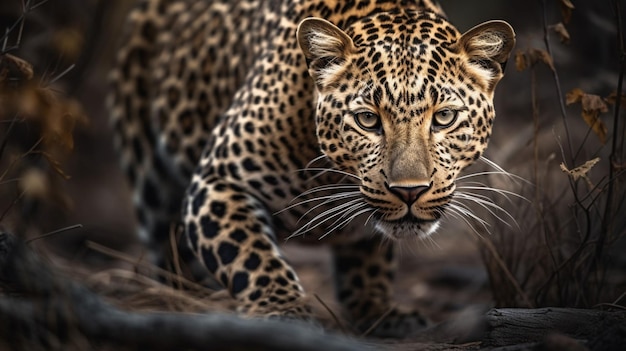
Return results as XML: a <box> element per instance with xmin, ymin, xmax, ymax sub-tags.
<box><xmin>298</xmin><ymin>12</ymin><xmax>514</xmax><ymax>239</ymax></box>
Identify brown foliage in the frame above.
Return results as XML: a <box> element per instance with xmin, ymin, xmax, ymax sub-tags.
<box><xmin>0</xmin><ymin>9</ymin><xmax>86</xmax><ymax>231</ymax></box>
<box><xmin>514</xmin><ymin>48</ymin><xmax>555</xmax><ymax>71</ymax></box>
<box><xmin>551</xmin><ymin>22</ymin><xmax>570</xmax><ymax>44</ymax></box>
<box><xmin>558</xmin><ymin>0</ymin><xmax>575</xmax><ymax>24</ymax></box>
<box><xmin>481</xmin><ymin>0</ymin><xmax>625</xmax><ymax>310</ymax></box>
<box><xmin>565</xmin><ymin>88</ymin><xmax>609</xmax><ymax>144</ymax></box>
<box><xmin>0</xmin><ymin>54</ymin><xmax>86</xmax><ymax>152</ymax></box>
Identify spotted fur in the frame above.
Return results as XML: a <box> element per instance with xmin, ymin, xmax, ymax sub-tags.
<box><xmin>110</xmin><ymin>0</ymin><xmax>514</xmax><ymax>337</ymax></box>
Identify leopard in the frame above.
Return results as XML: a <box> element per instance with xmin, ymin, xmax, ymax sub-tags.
<box><xmin>109</xmin><ymin>0</ymin><xmax>515</xmax><ymax>338</ymax></box>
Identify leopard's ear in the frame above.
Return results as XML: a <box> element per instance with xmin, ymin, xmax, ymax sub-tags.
<box><xmin>297</xmin><ymin>17</ymin><xmax>356</xmax><ymax>90</ymax></box>
<box><xmin>456</xmin><ymin>20</ymin><xmax>515</xmax><ymax>91</ymax></box>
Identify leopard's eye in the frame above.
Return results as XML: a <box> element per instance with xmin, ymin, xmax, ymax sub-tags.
<box><xmin>354</xmin><ymin>112</ymin><xmax>382</xmax><ymax>132</ymax></box>
<box><xmin>432</xmin><ymin>108</ymin><xmax>458</xmax><ymax>129</ymax></box>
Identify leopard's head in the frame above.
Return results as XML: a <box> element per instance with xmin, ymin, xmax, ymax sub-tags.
<box><xmin>297</xmin><ymin>11</ymin><xmax>514</xmax><ymax>239</ymax></box>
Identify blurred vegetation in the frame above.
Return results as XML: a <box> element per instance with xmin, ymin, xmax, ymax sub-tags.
<box><xmin>478</xmin><ymin>0</ymin><xmax>626</xmax><ymax>309</ymax></box>
<box><xmin>0</xmin><ymin>1</ymin><xmax>86</xmax><ymax>241</ymax></box>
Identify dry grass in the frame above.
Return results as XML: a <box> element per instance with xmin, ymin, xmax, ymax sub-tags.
<box><xmin>477</xmin><ymin>0</ymin><xmax>626</xmax><ymax>309</ymax></box>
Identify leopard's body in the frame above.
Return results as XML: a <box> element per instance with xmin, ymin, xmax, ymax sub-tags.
<box><xmin>110</xmin><ymin>0</ymin><xmax>514</xmax><ymax>337</ymax></box>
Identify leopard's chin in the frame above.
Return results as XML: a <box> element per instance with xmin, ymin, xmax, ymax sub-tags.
<box><xmin>373</xmin><ymin>216</ymin><xmax>440</xmax><ymax>240</ymax></box>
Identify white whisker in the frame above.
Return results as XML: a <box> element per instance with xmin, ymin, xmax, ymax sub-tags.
<box><xmin>478</xmin><ymin>156</ymin><xmax>527</xmax><ymax>181</ymax></box>
<box><xmin>447</xmin><ymin>203</ymin><xmax>489</xmax><ymax>238</ymax></box>
<box><xmin>292</xmin><ymin>184</ymin><xmax>360</xmax><ymax>200</ymax></box>
<box><xmin>321</xmin><ymin>205</ymin><xmax>372</xmax><ymax>240</ymax></box>
<box><xmin>451</xmin><ymin>159</ymin><xmax>528</xmax><ymax>234</ymax></box>
<box><xmin>446</xmin><ymin>206</ymin><xmax>480</xmax><ymax>236</ymax></box>
<box><xmin>275</xmin><ymin>191</ymin><xmax>360</xmax><ymax>215</ymax></box>
<box><xmin>293</xmin><ymin>193</ymin><xmax>362</xmax><ymax>226</ymax></box>
<box><xmin>293</xmin><ymin>195</ymin><xmax>359</xmax><ymax>226</ymax></box>
<box><xmin>288</xmin><ymin>198</ymin><xmax>363</xmax><ymax>239</ymax></box>
<box><xmin>326</xmin><ymin>202</ymin><xmax>369</xmax><ymax>228</ymax></box>
<box><xmin>305</xmin><ymin>154</ymin><xmax>330</xmax><ymax>169</ymax></box>
<box><xmin>456</xmin><ymin>171</ymin><xmax>529</xmax><ymax>183</ymax></box>
<box><xmin>449</xmin><ymin>201</ymin><xmax>491</xmax><ymax>234</ymax></box>
<box><xmin>295</xmin><ymin>167</ymin><xmax>361</xmax><ymax>181</ymax></box>
<box><xmin>422</xmin><ymin>231</ymin><xmax>441</xmax><ymax>250</ymax></box>
<box><xmin>456</xmin><ymin>184</ymin><xmax>530</xmax><ymax>202</ymax></box>
<box><xmin>364</xmin><ymin>209</ymin><xmax>378</xmax><ymax>227</ymax></box>
<box><xmin>450</xmin><ymin>201</ymin><xmax>491</xmax><ymax>228</ymax></box>
<box><xmin>454</xmin><ymin>192</ymin><xmax>518</xmax><ymax>229</ymax></box>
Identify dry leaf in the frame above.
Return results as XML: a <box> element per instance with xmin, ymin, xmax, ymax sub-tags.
<box><xmin>1</xmin><ymin>52</ymin><xmax>85</xmax><ymax>151</ymax></box>
<box><xmin>560</xmin><ymin>158</ymin><xmax>600</xmax><ymax>185</ymax></box>
<box><xmin>0</xmin><ymin>53</ymin><xmax>34</xmax><ymax>83</ymax></box>
<box><xmin>581</xmin><ymin>94</ymin><xmax>609</xmax><ymax>114</ymax></box>
<box><xmin>565</xmin><ymin>88</ymin><xmax>584</xmax><ymax>105</ymax></box>
<box><xmin>566</xmin><ymin>89</ymin><xmax>609</xmax><ymax>144</ymax></box>
<box><xmin>533</xmin><ymin>48</ymin><xmax>555</xmax><ymax>71</ymax></box>
<box><xmin>605</xmin><ymin>91</ymin><xmax>626</xmax><ymax>108</ymax></box>
<box><xmin>551</xmin><ymin>22</ymin><xmax>570</xmax><ymax>44</ymax></box>
<box><xmin>1</xmin><ymin>80</ymin><xmax>86</xmax><ymax>150</ymax></box>
<box><xmin>581</xmin><ymin>110</ymin><xmax>608</xmax><ymax>144</ymax></box>
<box><xmin>53</xmin><ymin>28</ymin><xmax>84</xmax><ymax>62</ymax></box>
<box><xmin>515</xmin><ymin>50</ymin><xmax>528</xmax><ymax>71</ymax></box>
<box><xmin>514</xmin><ymin>48</ymin><xmax>555</xmax><ymax>71</ymax></box>
<box><xmin>558</xmin><ymin>0</ymin><xmax>575</xmax><ymax>24</ymax></box>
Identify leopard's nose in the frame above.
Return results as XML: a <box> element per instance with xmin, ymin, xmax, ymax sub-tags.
<box><xmin>387</xmin><ymin>182</ymin><xmax>431</xmax><ymax>205</ymax></box>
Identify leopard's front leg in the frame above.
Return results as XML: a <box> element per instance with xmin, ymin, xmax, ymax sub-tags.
<box><xmin>183</xmin><ymin>179</ymin><xmax>312</xmax><ymax>319</ymax></box>
<box><xmin>332</xmin><ymin>237</ymin><xmax>429</xmax><ymax>337</ymax></box>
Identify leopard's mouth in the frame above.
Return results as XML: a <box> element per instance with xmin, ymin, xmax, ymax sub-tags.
<box><xmin>371</xmin><ymin>213</ymin><xmax>441</xmax><ymax>240</ymax></box>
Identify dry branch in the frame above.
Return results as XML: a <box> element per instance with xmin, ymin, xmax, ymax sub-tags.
<box><xmin>0</xmin><ymin>232</ymin><xmax>369</xmax><ymax>351</ymax></box>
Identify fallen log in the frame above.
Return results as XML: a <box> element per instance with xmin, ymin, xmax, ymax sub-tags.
<box><xmin>482</xmin><ymin>307</ymin><xmax>626</xmax><ymax>349</ymax></box>
<box><xmin>406</xmin><ymin>303</ymin><xmax>626</xmax><ymax>349</ymax></box>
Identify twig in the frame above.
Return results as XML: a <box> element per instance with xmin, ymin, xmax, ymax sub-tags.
<box><xmin>0</xmin><ymin>114</ymin><xmax>20</xmax><ymax>162</ymax></box>
<box><xmin>24</xmin><ymin>224</ymin><xmax>83</xmax><ymax>244</ymax></box>
<box><xmin>540</xmin><ymin>0</ymin><xmax>574</xmax><ymax>165</ymax></box>
<box><xmin>620</xmin><ymin>9</ymin><xmax>626</xmax><ymax>161</ymax></box>
<box><xmin>86</xmin><ymin>240</ymin><xmax>216</xmax><ymax>293</ymax></box>
<box><xmin>0</xmin><ymin>0</ymin><xmax>48</xmax><ymax>53</ymax></box>
<box><xmin>613</xmin><ymin>290</ymin><xmax>626</xmax><ymax>305</ymax></box>
<box><xmin>360</xmin><ymin>306</ymin><xmax>395</xmax><ymax>337</ymax></box>
<box><xmin>168</xmin><ymin>224</ymin><xmax>184</xmax><ymax>290</ymax></box>
<box><xmin>592</xmin><ymin>303</ymin><xmax>626</xmax><ymax>311</ymax></box>
<box><xmin>0</xmin><ymin>190</ymin><xmax>25</xmax><ymax>222</ymax></box>
<box><xmin>0</xmin><ymin>137</ymin><xmax>44</xmax><ymax>182</ymax></box>
<box><xmin>529</xmin><ymin>63</ymin><xmax>561</xmax><ymax>304</ymax></box>
<box><xmin>531</xmin><ymin>67</ymin><xmax>540</xmax><ymax>196</ymax></box>
<box><xmin>44</xmin><ymin>63</ymin><xmax>75</xmax><ymax>86</ymax></box>
<box><xmin>85</xmin><ymin>268</ymin><xmax>223</xmax><ymax>312</ymax></box>
<box><xmin>599</xmin><ymin>0</ymin><xmax>626</xmax><ymax>258</ymax></box>
<box><xmin>480</xmin><ymin>236</ymin><xmax>534</xmax><ymax>308</ymax></box>
<box><xmin>313</xmin><ymin>293</ymin><xmax>351</xmax><ymax>335</ymax></box>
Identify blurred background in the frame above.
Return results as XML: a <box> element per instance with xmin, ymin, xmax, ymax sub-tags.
<box><xmin>1</xmin><ymin>0</ymin><xmax>624</xmax><ymax>325</ymax></box>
